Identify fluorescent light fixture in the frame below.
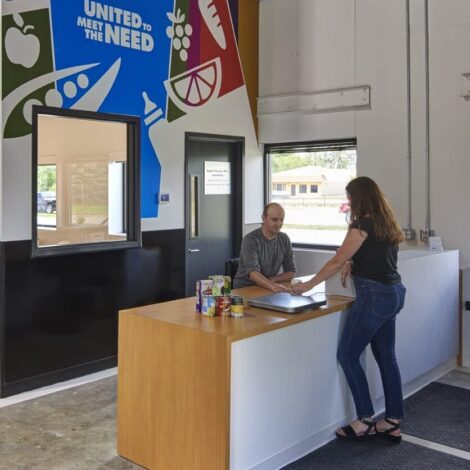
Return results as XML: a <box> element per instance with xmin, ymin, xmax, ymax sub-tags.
<box><xmin>257</xmin><ymin>85</ymin><xmax>371</xmax><ymax>116</ymax></box>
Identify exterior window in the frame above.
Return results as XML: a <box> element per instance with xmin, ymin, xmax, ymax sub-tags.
<box><xmin>266</xmin><ymin>139</ymin><xmax>357</xmax><ymax>246</ymax></box>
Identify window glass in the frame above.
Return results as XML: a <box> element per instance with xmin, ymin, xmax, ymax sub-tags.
<box><xmin>37</xmin><ymin>164</ymin><xmax>57</xmax><ymax>228</ymax></box>
<box><xmin>33</xmin><ymin>107</ymin><xmax>140</xmax><ymax>256</ymax></box>
<box><xmin>267</xmin><ymin>143</ymin><xmax>356</xmax><ymax>246</ymax></box>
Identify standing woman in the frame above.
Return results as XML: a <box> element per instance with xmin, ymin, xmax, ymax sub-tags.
<box><xmin>293</xmin><ymin>176</ymin><xmax>406</xmax><ymax>442</ymax></box>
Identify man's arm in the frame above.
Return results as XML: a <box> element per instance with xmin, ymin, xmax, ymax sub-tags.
<box><xmin>269</xmin><ymin>271</ymin><xmax>295</xmax><ymax>283</ymax></box>
<box><xmin>249</xmin><ymin>270</ymin><xmax>291</xmax><ymax>293</ymax></box>
<box><xmin>269</xmin><ymin>235</ymin><xmax>296</xmax><ymax>284</ymax></box>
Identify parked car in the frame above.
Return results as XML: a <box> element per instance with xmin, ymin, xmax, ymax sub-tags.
<box><xmin>37</xmin><ymin>192</ymin><xmax>56</xmax><ymax>213</ymax></box>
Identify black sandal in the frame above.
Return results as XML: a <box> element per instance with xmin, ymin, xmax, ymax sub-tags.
<box><xmin>376</xmin><ymin>418</ymin><xmax>402</xmax><ymax>443</ymax></box>
<box><xmin>335</xmin><ymin>419</ymin><xmax>376</xmax><ymax>440</ymax></box>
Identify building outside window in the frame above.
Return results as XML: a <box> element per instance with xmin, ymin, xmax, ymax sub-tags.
<box><xmin>266</xmin><ymin>139</ymin><xmax>357</xmax><ymax>247</ymax></box>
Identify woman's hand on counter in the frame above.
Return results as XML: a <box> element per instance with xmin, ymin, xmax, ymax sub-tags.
<box><xmin>291</xmin><ymin>281</ymin><xmax>311</xmax><ymax>295</ymax></box>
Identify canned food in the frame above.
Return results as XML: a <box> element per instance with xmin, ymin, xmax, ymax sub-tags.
<box><xmin>202</xmin><ymin>294</ymin><xmax>216</xmax><ymax>316</ymax></box>
<box><xmin>216</xmin><ymin>296</ymin><xmax>232</xmax><ymax>317</ymax></box>
<box><xmin>196</xmin><ymin>279</ymin><xmax>213</xmax><ymax>313</ymax></box>
<box><xmin>230</xmin><ymin>295</ymin><xmax>244</xmax><ymax>318</ymax></box>
<box><xmin>210</xmin><ymin>275</ymin><xmax>232</xmax><ymax>296</ymax></box>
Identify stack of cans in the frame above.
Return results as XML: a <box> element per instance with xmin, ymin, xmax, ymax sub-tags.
<box><xmin>195</xmin><ymin>276</ymin><xmax>244</xmax><ymax>318</ymax></box>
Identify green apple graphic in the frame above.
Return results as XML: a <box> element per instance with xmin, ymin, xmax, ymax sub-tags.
<box><xmin>5</xmin><ymin>13</ymin><xmax>41</xmax><ymax>69</ymax></box>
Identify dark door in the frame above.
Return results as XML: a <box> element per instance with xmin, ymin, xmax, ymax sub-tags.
<box><xmin>185</xmin><ymin>134</ymin><xmax>243</xmax><ymax>297</ymax></box>
<box><xmin>291</xmin><ymin>184</ymin><xmax>296</xmax><ymax>196</ymax></box>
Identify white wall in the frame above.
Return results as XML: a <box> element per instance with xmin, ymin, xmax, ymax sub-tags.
<box><xmin>259</xmin><ymin>0</ymin><xmax>470</xmax><ymax>364</ymax></box>
<box><xmin>259</xmin><ymin>0</ymin><xmax>470</xmax><ymax>269</ymax></box>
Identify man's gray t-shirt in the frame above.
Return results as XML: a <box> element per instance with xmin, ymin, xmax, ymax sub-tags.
<box><xmin>233</xmin><ymin>228</ymin><xmax>296</xmax><ymax>288</ymax></box>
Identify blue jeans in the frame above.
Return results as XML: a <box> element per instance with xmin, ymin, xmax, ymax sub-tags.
<box><xmin>337</xmin><ymin>276</ymin><xmax>406</xmax><ymax>420</ymax></box>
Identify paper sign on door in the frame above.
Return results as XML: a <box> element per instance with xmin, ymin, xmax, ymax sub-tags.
<box><xmin>204</xmin><ymin>161</ymin><xmax>231</xmax><ymax>195</ymax></box>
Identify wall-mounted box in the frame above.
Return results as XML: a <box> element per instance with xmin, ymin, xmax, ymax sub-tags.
<box><xmin>257</xmin><ymin>85</ymin><xmax>371</xmax><ymax>116</ymax></box>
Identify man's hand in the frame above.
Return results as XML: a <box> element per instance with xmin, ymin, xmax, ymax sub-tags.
<box><xmin>270</xmin><ymin>282</ymin><xmax>291</xmax><ymax>293</ymax></box>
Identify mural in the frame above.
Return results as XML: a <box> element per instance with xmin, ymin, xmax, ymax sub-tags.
<box><xmin>1</xmin><ymin>0</ymin><xmax>244</xmax><ymax>218</ymax></box>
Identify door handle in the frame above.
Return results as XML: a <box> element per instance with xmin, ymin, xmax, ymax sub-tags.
<box><xmin>188</xmin><ymin>249</ymin><xmax>200</xmax><ymax>253</ymax></box>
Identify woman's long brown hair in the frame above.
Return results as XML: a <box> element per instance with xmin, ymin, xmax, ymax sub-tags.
<box><xmin>346</xmin><ymin>176</ymin><xmax>404</xmax><ymax>245</ymax></box>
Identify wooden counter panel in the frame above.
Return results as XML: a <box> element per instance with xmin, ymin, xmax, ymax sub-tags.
<box><xmin>119</xmin><ymin>288</ymin><xmax>354</xmax><ymax>343</ymax></box>
<box><xmin>117</xmin><ymin>311</ymin><xmax>230</xmax><ymax>470</ymax></box>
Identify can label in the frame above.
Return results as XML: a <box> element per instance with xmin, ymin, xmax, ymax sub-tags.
<box><xmin>216</xmin><ymin>296</ymin><xmax>232</xmax><ymax>317</ymax></box>
<box><xmin>202</xmin><ymin>294</ymin><xmax>216</xmax><ymax>316</ymax></box>
<box><xmin>210</xmin><ymin>275</ymin><xmax>231</xmax><ymax>296</ymax></box>
<box><xmin>230</xmin><ymin>295</ymin><xmax>244</xmax><ymax>318</ymax></box>
<box><xmin>196</xmin><ymin>279</ymin><xmax>214</xmax><ymax>312</ymax></box>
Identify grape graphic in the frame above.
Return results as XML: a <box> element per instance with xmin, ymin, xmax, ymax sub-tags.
<box><xmin>166</xmin><ymin>8</ymin><xmax>193</xmax><ymax>63</ymax></box>
<box><xmin>175</xmin><ymin>25</ymin><xmax>184</xmax><ymax>38</ymax></box>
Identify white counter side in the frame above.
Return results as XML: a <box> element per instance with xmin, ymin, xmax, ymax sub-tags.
<box><xmin>230</xmin><ymin>249</ymin><xmax>459</xmax><ymax>470</ymax></box>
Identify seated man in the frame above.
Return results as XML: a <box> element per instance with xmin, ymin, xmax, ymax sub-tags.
<box><xmin>233</xmin><ymin>202</ymin><xmax>296</xmax><ymax>292</ymax></box>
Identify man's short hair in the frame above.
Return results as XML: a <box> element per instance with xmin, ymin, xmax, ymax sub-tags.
<box><xmin>262</xmin><ymin>202</ymin><xmax>284</xmax><ymax>218</ymax></box>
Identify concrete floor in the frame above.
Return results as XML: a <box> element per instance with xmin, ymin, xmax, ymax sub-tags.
<box><xmin>0</xmin><ymin>368</ymin><xmax>469</xmax><ymax>469</ymax></box>
<box><xmin>0</xmin><ymin>376</ymin><xmax>142</xmax><ymax>470</ymax></box>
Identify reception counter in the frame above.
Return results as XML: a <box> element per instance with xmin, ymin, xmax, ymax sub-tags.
<box><xmin>117</xmin><ymin>248</ymin><xmax>459</xmax><ymax>470</ymax></box>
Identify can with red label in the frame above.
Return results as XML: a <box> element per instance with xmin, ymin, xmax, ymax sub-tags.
<box><xmin>216</xmin><ymin>296</ymin><xmax>232</xmax><ymax>317</ymax></box>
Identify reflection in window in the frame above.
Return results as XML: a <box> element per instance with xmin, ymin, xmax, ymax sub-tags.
<box><xmin>70</xmin><ymin>160</ymin><xmax>109</xmax><ymax>227</ymax></box>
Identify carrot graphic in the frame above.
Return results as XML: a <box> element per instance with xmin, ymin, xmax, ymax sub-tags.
<box><xmin>198</xmin><ymin>0</ymin><xmax>226</xmax><ymax>50</ymax></box>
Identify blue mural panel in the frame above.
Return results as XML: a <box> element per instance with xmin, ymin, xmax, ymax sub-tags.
<box><xmin>49</xmin><ymin>0</ymin><xmax>172</xmax><ymax>217</ymax></box>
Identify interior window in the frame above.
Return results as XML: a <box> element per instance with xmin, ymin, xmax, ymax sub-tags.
<box><xmin>266</xmin><ymin>139</ymin><xmax>357</xmax><ymax>247</ymax></box>
<box><xmin>32</xmin><ymin>106</ymin><xmax>140</xmax><ymax>256</ymax></box>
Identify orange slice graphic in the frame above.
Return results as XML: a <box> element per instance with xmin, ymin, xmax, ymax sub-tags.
<box><xmin>165</xmin><ymin>58</ymin><xmax>222</xmax><ymax>114</ymax></box>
